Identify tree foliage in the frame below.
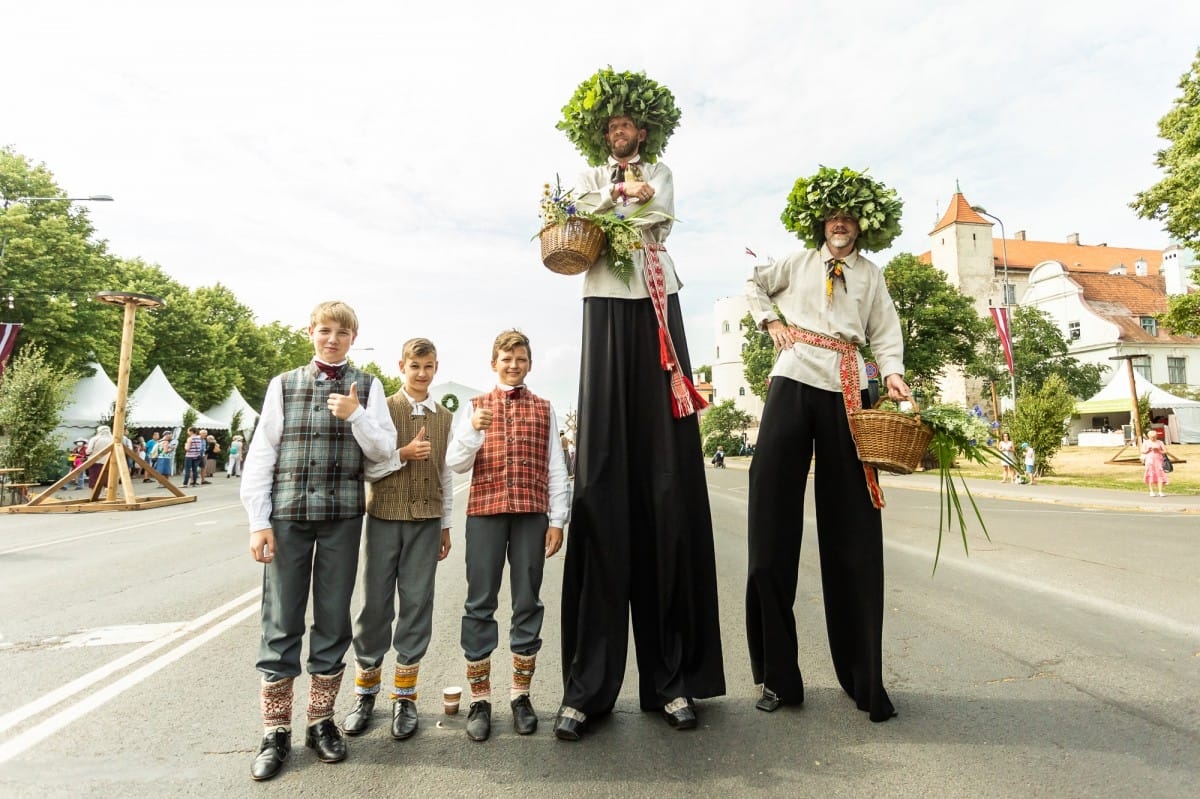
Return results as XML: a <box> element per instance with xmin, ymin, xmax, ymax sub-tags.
<box><xmin>1007</xmin><ymin>373</ymin><xmax>1076</xmax><ymax>476</ymax></box>
<box><xmin>1157</xmin><ymin>266</ymin><xmax>1200</xmax><ymax>336</ymax></box>
<box><xmin>1131</xmin><ymin>48</ymin><xmax>1200</xmax><ymax>250</ymax></box>
<box><xmin>0</xmin><ymin>344</ymin><xmax>76</xmax><ymax>482</ymax></box>
<box><xmin>358</xmin><ymin>361</ymin><xmax>404</xmax><ymax>396</ymax></box>
<box><xmin>882</xmin><ymin>253</ymin><xmax>989</xmax><ymax>397</ymax></box>
<box><xmin>740</xmin><ymin>312</ymin><xmax>774</xmax><ymax>403</ymax></box>
<box><xmin>698</xmin><ymin>399</ymin><xmax>752</xmax><ymax>457</ymax></box>
<box><xmin>968</xmin><ymin>306</ymin><xmax>1105</xmax><ymax>400</ymax></box>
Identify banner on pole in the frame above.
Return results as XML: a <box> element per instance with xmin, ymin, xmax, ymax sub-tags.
<box><xmin>0</xmin><ymin>323</ymin><xmax>22</xmax><ymax>376</ymax></box>
<box><xmin>989</xmin><ymin>307</ymin><xmax>1014</xmax><ymax>376</ymax></box>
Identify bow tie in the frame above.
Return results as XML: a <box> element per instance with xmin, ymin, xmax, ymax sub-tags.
<box><xmin>825</xmin><ymin>258</ymin><xmax>847</xmax><ymax>305</ymax></box>
<box><xmin>314</xmin><ymin>361</ymin><xmax>345</xmax><ymax>380</ymax></box>
<box><xmin>506</xmin><ymin>386</ymin><xmax>525</xmax><ymax>401</ymax></box>
<box><xmin>611</xmin><ymin>161</ymin><xmax>644</xmax><ymax>184</ymax></box>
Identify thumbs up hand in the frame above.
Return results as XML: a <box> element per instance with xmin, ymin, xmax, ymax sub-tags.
<box><xmin>327</xmin><ymin>381</ymin><xmax>362</xmax><ymax>420</ymax></box>
<box><xmin>400</xmin><ymin>425</ymin><xmax>432</xmax><ymax>461</ymax></box>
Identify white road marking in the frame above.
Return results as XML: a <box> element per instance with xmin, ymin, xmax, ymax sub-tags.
<box><xmin>0</xmin><ymin>600</ymin><xmax>259</xmax><ymax>764</ymax></box>
<box><xmin>54</xmin><ymin>622</ymin><xmax>188</xmax><ymax>648</ymax></box>
<box><xmin>887</xmin><ymin>539</ymin><xmax>1200</xmax><ymax>640</ymax></box>
<box><xmin>0</xmin><ymin>587</ymin><xmax>260</xmax><ymax>737</ymax></box>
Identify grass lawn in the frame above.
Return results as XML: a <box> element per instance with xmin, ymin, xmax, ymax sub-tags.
<box><xmin>947</xmin><ymin>442</ymin><xmax>1200</xmax><ymax>493</ymax></box>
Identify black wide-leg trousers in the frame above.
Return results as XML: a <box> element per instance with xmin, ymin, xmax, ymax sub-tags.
<box><xmin>745</xmin><ymin>376</ymin><xmax>895</xmax><ymax>721</ymax></box>
<box><xmin>560</xmin><ymin>295</ymin><xmax>726</xmax><ymax>715</ymax></box>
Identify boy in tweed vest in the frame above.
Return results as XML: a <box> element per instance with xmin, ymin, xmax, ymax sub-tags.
<box><xmin>445</xmin><ymin>329</ymin><xmax>571</xmax><ymax>742</ymax></box>
<box><xmin>342</xmin><ymin>337</ymin><xmax>454</xmax><ymax>741</ymax></box>
<box><xmin>241</xmin><ymin>300</ymin><xmax>398</xmax><ymax>781</ymax></box>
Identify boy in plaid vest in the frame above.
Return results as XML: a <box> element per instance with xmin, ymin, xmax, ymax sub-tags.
<box><xmin>241</xmin><ymin>300</ymin><xmax>398</xmax><ymax>781</ymax></box>
<box><xmin>342</xmin><ymin>337</ymin><xmax>454</xmax><ymax>741</ymax></box>
<box><xmin>446</xmin><ymin>329</ymin><xmax>571</xmax><ymax>742</ymax></box>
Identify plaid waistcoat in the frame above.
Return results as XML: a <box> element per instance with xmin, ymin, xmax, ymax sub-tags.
<box><xmin>367</xmin><ymin>394</ymin><xmax>452</xmax><ymax>521</ymax></box>
<box><xmin>465</xmin><ymin>387</ymin><xmax>551</xmax><ymax>517</ymax></box>
<box><xmin>272</xmin><ymin>363</ymin><xmax>373</xmax><ymax>521</ymax></box>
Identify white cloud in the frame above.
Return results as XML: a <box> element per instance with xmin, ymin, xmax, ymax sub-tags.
<box><xmin>5</xmin><ymin>0</ymin><xmax>1198</xmax><ymax>410</ymax></box>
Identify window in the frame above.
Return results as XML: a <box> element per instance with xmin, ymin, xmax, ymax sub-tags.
<box><xmin>721</xmin><ymin>321</ymin><xmax>731</xmax><ymax>334</ymax></box>
<box><xmin>1067</xmin><ymin>321</ymin><xmax>1081</xmax><ymax>341</ymax></box>
<box><xmin>738</xmin><ymin>387</ymin><xmax>746</xmax><ymax>396</ymax></box>
<box><xmin>1140</xmin><ymin>316</ymin><xmax>1158</xmax><ymax>336</ymax></box>
<box><xmin>716</xmin><ymin>346</ymin><xmax>719</xmax><ymax>358</ymax></box>
<box><xmin>1133</xmin><ymin>356</ymin><xmax>1152</xmax><ymax>380</ymax></box>
<box><xmin>1003</xmin><ymin>284</ymin><xmax>1016</xmax><ymax>305</ymax></box>
<box><xmin>1168</xmin><ymin>357</ymin><xmax>1186</xmax><ymax>385</ymax></box>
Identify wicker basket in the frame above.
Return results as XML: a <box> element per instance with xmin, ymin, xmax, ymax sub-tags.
<box><xmin>850</xmin><ymin>398</ymin><xmax>933</xmax><ymax>475</ymax></box>
<box><xmin>539</xmin><ymin>218</ymin><xmax>606</xmax><ymax>275</ymax></box>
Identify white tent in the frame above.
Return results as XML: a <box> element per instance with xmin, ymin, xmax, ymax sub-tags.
<box><xmin>54</xmin><ymin>362</ymin><xmax>118</xmax><ymax>443</ymax></box>
<box><xmin>129</xmin><ymin>365</ymin><xmax>225</xmax><ymax>430</ymax></box>
<box><xmin>204</xmin><ymin>387</ymin><xmax>260</xmax><ymax>435</ymax></box>
<box><xmin>1074</xmin><ymin>371</ymin><xmax>1200</xmax><ymax>444</ymax></box>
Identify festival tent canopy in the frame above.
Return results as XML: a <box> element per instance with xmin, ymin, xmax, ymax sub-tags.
<box><xmin>53</xmin><ymin>362</ymin><xmax>118</xmax><ymax>443</ymax></box>
<box><xmin>1074</xmin><ymin>370</ymin><xmax>1200</xmax><ymax>443</ymax></box>
<box><xmin>203</xmin><ymin>386</ymin><xmax>260</xmax><ymax>434</ymax></box>
<box><xmin>129</xmin><ymin>365</ymin><xmax>225</xmax><ymax>429</ymax></box>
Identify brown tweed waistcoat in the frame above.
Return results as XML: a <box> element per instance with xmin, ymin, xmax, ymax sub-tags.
<box><xmin>367</xmin><ymin>393</ymin><xmax>452</xmax><ymax>521</ymax></box>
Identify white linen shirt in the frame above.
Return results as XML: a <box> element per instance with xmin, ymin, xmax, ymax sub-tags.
<box><xmin>574</xmin><ymin>158</ymin><xmax>681</xmax><ymax>300</ymax></box>
<box><xmin>363</xmin><ymin>388</ymin><xmax>455</xmax><ymax>529</ymax></box>
<box><xmin>240</xmin><ymin>370</ymin><xmax>397</xmax><ymax>533</ymax></box>
<box><xmin>745</xmin><ymin>246</ymin><xmax>905</xmax><ymax>394</ymax></box>
<box><xmin>444</xmin><ymin>385</ymin><xmax>572</xmax><ymax>528</ymax></box>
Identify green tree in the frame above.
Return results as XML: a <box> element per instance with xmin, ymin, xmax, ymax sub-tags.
<box><xmin>0</xmin><ymin>344</ymin><xmax>76</xmax><ymax>482</ymax></box>
<box><xmin>1008</xmin><ymin>373</ymin><xmax>1075</xmax><ymax>476</ymax></box>
<box><xmin>883</xmin><ymin>253</ymin><xmax>989</xmax><ymax>396</ymax></box>
<box><xmin>1131</xmin><ymin>48</ymin><xmax>1200</xmax><ymax>250</ymax></box>
<box><xmin>740</xmin><ymin>312</ymin><xmax>775</xmax><ymax>403</ymax></box>
<box><xmin>970</xmin><ymin>306</ymin><xmax>1105</xmax><ymax>399</ymax></box>
<box><xmin>694</xmin><ymin>364</ymin><xmax>712</xmax><ymax>383</ymax></box>
<box><xmin>1157</xmin><ymin>266</ymin><xmax>1200</xmax><ymax>336</ymax></box>
<box><xmin>358</xmin><ymin>361</ymin><xmax>403</xmax><ymax>396</ymax></box>
<box><xmin>699</xmin><ymin>399</ymin><xmax>752</xmax><ymax>457</ymax></box>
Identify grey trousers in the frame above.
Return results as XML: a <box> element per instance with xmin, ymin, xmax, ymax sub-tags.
<box><xmin>461</xmin><ymin>513</ymin><xmax>547</xmax><ymax>661</ymax></box>
<box><xmin>352</xmin><ymin>516</ymin><xmax>442</xmax><ymax>668</ymax></box>
<box><xmin>257</xmin><ymin>516</ymin><xmax>362</xmax><ymax>681</ymax></box>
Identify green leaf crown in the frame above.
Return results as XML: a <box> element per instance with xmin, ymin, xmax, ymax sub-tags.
<box><xmin>781</xmin><ymin>166</ymin><xmax>904</xmax><ymax>252</ymax></box>
<box><xmin>557</xmin><ymin>67</ymin><xmax>682</xmax><ymax>167</ymax></box>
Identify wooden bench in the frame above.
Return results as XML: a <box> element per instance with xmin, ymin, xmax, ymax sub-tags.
<box><xmin>3</xmin><ymin>482</ymin><xmax>38</xmax><ymax>505</ymax></box>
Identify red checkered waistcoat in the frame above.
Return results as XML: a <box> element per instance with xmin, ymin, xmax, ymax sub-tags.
<box><xmin>465</xmin><ymin>387</ymin><xmax>551</xmax><ymax>517</ymax></box>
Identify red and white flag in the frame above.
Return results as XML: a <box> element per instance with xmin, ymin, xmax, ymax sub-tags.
<box><xmin>989</xmin><ymin>307</ymin><xmax>1014</xmax><ymax>376</ymax></box>
<box><xmin>744</xmin><ymin>247</ymin><xmax>757</xmax><ymax>258</ymax></box>
<box><xmin>0</xmin><ymin>323</ymin><xmax>22</xmax><ymax>377</ymax></box>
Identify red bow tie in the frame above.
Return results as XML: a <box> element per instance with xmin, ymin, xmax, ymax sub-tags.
<box><xmin>315</xmin><ymin>361</ymin><xmax>344</xmax><ymax>380</ymax></box>
<box><xmin>507</xmin><ymin>386</ymin><xmax>525</xmax><ymax>401</ymax></box>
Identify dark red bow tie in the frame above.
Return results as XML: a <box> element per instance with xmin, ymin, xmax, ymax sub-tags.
<box><xmin>507</xmin><ymin>386</ymin><xmax>525</xmax><ymax>401</ymax></box>
<box><xmin>315</xmin><ymin>361</ymin><xmax>345</xmax><ymax>380</ymax></box>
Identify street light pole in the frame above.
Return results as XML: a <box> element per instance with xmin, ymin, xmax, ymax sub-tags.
<box><xmin>972</xmin><ymin>205</ymin><xmax>1017</xmax><ymax>411</ymax></box>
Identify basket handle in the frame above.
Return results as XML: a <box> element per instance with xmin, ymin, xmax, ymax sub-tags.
<box><xmin>872</xmin><ymin>396</ymin><xmax>920</xmax><ymax>413</ymax></box>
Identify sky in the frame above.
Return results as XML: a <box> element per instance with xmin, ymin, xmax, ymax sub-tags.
<box><xmin>5</xmin><ymin>0</ymin><xmax>1199</xmax><ymax>413</ymax></box>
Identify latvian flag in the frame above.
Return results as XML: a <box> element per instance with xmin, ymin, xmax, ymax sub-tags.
<box><xmin>989</xmin><ymin>307</ymin><xmax>1014</xmax><ymax>376</ymax></box>
<box><xmin>0</xmin><ymin>323</ymin><xmax>22</xmax><ymax>377</ymax></box>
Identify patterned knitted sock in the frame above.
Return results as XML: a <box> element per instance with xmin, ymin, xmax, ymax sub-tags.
<box><xmin>391</xmin><ymin>662</ymin><xmax>419</xmax><ymax>702</ymax></box>
<box><xmin>307</xmin><ymin>667</ymin><xmax>344</xmax><ymax>726</ymax></box>
<box><xmin>260</xmin><ymin>676</ymin><xmax>294</xmax><ymax>733</ymax></box>
<box><xmin>354</xmin><ymin>664</ymin><xmax>382</xmax><ymax>697</ymax></box>
<box><xmin>511</xmin><ymin>653</ymin><xmax>536</xmax><ymax>701</ymax></box>
<box><xmin>466</xmin><ymin>657</ymin><xmax>491</xmax><ymax>703</ymax></box>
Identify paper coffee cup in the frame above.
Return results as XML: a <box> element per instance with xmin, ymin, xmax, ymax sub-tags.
<box><xmin>443</xmin><ymin>686</ymin><xmax>462</xmax><ymax>715</ymax></box>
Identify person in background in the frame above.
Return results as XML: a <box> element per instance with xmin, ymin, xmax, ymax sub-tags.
<box><xmin>227</xmin><ymin>435</ymin><xmax>244</xmax><ymax>478</ymax></box>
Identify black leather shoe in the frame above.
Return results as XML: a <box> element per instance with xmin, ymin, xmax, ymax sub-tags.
<box><xmin>391</xmin><ymin>698</ymin><xmax>419</xmax><ymax>740</ymax></box>
<box><xmin>553</xmin><ymin>706</ymin><xmax>587</xmax><ymax>741</ymax></box>
<box><xmin>465</xmin><ymin>700</ymin><xmax>491</xmax><ymax>742</ymax></box>
<box><xmin>305</xmin><ymin>718</ymin><xmax>347</xmax><ymax>763</ymax></box>
<box><xmin>250</xmin><ymin>727</ymin><xmax>290</xmax><ymax>781</ymax></box>
<box><xmin>341</xmin><ymin>694</ymin><xmax>374</xmax><ymax>736</ymax></box>
<box><xmin>511</xmin><ymin>694</ymin><xmax>537</xmax><ymax>735</ymax></box>
<box><xmin>661</xmin><ymin>700</ymin><xmax>697</xmax><ymax>730</ymax></box>
<box><xmin>755</xmin><ymin>687</ymin><xmax>783</xmax><ymax>713</ymax></box>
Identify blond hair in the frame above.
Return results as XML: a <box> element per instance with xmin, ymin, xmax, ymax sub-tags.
<box><xmin>492</xmin><ymin>329</ymin><xmax>531</xmax><ymax>361</ymax></box>
<box><xmin>309</xmin><ymin>300</ymin><xmax>359</xmax><ymax>333</ymax></box>
<box><xmin>402</xmin><ymin>337</ymin><xmax>438</xmax><ymax>361</ymax></box>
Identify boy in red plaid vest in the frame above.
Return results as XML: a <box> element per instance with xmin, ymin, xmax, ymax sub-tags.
<box><xmin>446</xmin><ymin>329</ymin><xmax>571</xmax><ymax>742</ymax></box>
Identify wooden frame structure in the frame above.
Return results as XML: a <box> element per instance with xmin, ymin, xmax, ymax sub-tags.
<box><xmin>9</xmin><ymin>291</ymin><xmax>197</xmax><ymax>513</ymax></box>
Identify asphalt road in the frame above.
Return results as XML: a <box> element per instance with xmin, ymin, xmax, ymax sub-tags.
<box><xmin>0</xmin><ymin>469</ymin><xmax>1196</xmax><ymax>798</ymax></box>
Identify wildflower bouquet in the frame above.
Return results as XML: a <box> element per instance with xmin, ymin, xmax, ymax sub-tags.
<box><xmin>537</xmin><ymin>175</ymin><xmax>671</xmax><ymax>286</ymax></box>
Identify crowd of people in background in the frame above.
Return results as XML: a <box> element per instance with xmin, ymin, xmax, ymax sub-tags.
<box><xmin>57</xmin><ymin>424</ymin><xmax>248</xmax><ymax>491</ymax></box>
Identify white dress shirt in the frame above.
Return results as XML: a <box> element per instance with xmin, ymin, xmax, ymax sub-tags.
<box><xmin>240</xmin><ymin>368</ymin><xmax>397</xmax><ymax>532</ymax></box>
<box><xmin>444</xmin><ymin>385</ymin><xmax>572</xmax><ymax>528</ymax></box>
<box><xmin>746</xmin><ymin>246</ymin><xmax>905</xmax><ymax>394</ymax></box>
